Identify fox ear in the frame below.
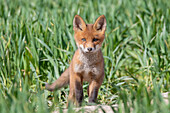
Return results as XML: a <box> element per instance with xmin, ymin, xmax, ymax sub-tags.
<box><xmin>73</xmin><ymin>15</ymin><xmax>86</xmax><ymax>31</ymax></box>
<box><xmin>93</xmin><ymin>15</ymin><xmax>106</xmax><ymax>32</ymax></box>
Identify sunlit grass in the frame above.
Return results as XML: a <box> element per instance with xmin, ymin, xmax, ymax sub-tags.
<box><xmin>0</xmin><ymin>0</ymin><xmax>169</xmax><ymax>112</ymax></box>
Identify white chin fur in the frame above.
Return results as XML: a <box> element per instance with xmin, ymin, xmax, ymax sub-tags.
<box><xmin>79</xmin><ymin>44</ymin><xmax>100</xmax><ymax>53</ymax></box>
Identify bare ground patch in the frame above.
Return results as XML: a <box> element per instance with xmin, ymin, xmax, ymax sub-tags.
<box><xmin>53</xmin><ymin>92</ymin><xmax>169</xmax><ymax>113</ymax></box>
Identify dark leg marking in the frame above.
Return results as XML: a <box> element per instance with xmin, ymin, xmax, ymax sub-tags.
<box><xmin>87</xmin><ymin>86</ymin><xmax>89</xmax><ymax>96</ymax></box>
<box><xmin>89</xmin><ymin>87</ymin><xmax>98</xmax><ymax>103</ymax></box>
<box><xmin>75</xmin><ymin>81</ymin><xmax>83</xmax><ymax>105</ymax></box>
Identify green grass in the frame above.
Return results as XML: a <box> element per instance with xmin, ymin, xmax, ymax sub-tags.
<box><xmin>0</xmin><ymin>0</ymin><xmax>170</xmax><ymax>112</ymax></box>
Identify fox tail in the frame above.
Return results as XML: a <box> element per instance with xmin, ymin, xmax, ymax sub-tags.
<box><xmin>45</xmin><ymin>68</ymin><xmax>69</xmax><ymax>91</ymax></box>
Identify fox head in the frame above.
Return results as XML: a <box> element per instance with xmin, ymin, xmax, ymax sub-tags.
<box><xmin>73</xmin><ymin>15</ymin><xmax>106</xmax><ymax>53</ymax></box>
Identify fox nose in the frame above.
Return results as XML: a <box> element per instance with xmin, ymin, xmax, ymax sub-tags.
<box><xmin>87</xmin><ymin>47</ymin><xmax>92</xmax><ymax>51</ymax></box>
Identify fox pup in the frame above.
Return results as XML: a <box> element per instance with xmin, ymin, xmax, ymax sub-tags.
<box><xmin>46</xmin><ymin>15</ymin><xmax>106</xmax><ymax>106</ymax></box>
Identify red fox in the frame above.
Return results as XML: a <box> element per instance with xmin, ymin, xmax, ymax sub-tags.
<box><xmin>46</xmin><ymin>15</ymin><xmax>106</xmax><ymax>106</ymax></box>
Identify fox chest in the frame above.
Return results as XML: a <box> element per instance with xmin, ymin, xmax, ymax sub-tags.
<box><xmin>74</xmin><ymin>63</ymin><xmax>101</xmax><ymax>81</ymax></box>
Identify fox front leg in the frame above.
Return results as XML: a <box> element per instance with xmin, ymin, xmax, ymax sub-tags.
<box><xmin>88</xmin><ymin>77</ymin><xmax>103</xmax><ymax>103</ymax></box>
<box><xmin>67</xmin><ymin>73</ymin><xmax>83</xmax><ymax>107</ymax></box>
<box><xmin>88</xmin><ymin>82</ymin><xmax>99</xmax><ymax>103</ymax></box>
<box><xmin>75</xmin><ymin>79</ymin><xmax>83</xmax><ymax>106</ymax></box>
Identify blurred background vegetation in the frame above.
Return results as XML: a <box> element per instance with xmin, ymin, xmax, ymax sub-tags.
<box><xmin>0</xmin><ymin>0</ymin><xmax>169</xmax><ymax>112</ymax></box>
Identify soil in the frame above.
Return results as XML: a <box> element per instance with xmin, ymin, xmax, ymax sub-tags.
<box><xmin>53</xmin><ymin>92</ymin><xmax>169</xmax><ymax>113</ymax></box>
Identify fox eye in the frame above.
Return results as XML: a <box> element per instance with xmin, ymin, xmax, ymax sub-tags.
<box><xmin>93</xmin><ymin>38</ymin><xmax>99</xmax><ymax>42</ymax></box>
<box><xmin>82</xmin><ymin>38</ymin><xmax>86</xmax><ymax>41</ymax></box>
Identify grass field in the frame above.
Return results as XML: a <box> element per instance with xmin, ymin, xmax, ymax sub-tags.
<box><xmin>0</xmin><ymin>0</ymin><xmax>170</xmax><ymax>112</ymax></box>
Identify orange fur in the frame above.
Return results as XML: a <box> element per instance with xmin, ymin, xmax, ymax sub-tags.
<box><xmin>46</xmin><ymin>15</ymin><xmax>106</xmax><ymax>107</ymax></box>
